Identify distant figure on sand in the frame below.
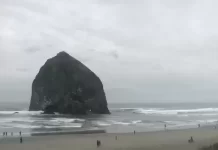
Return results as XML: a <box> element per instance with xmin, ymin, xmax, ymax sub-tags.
<box><xmin>5</xmin><ymin>132</ymin><xmax>7</xmax><ymax>136</ymax></box>
<box><xmin>19</xmin><ymin>131</ymin><xmax>21</xmax><ymax>136</ymax></box>
<box><xmin>188</xmin><ymin>136</ymin><xmax>194</xmax><ymax>143</ymax></box>
<box><xmin>11</xmin><ymin>132</ymin><xmax>13</xmax><ymax>136</ymax></box>
<box><xmin>20</xmin><ymin>137</ymin><xmax>23</xmax><ymax>143</ymax></box>
<box><xmin>97</xmin><ymin>140</ymin><xmax>101</xmax><ymax>147</ymax></box>
<box><xmin>164</xmin><ymin>124</ymin><xmax>167</xmax><ymax>130</ymax></box>
<box><xmin>198</xmin><ymin>124</ymin><xmax>200</xmax><ymax>128</ymax></box>
<box><xmin>134</xmin><ymin>130</ymin><xmax>136</xmax><ymax>134</ymax></box>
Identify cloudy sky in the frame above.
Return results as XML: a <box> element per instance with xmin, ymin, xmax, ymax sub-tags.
<box><xmin>1</xmin><ymin>0</ymin><xmax>218</xmax><ymax>103</ymax></box>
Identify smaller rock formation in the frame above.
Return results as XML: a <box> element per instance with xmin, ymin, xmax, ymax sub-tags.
<box><xmin>29</xmin><ymin>51</ymin><xmax>110</xmax><ymax>115</ymax></box>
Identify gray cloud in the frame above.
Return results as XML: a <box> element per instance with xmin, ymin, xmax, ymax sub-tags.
<box><xmin>108</xmin><ymin>50</ymin><xmax>119</xmax><ymax>59</ymax></box>
<box><xmin>0</xmin><ymin>0</ymin><xmax>218</xmax><ymax>102</ymax></box>
<box><xmin>87</xmin><ymin>49</ymin><xmax>119</xmax><ymax>59</ymax></box>
<box><xmin>16</xmin><ymin>68</ymin><xmax>29</xmax><ymax>72</ymax></box>
<box><xmin>24</xmin><ymin>46</ymin><xmax>41</xmax><ymax>53</ymax></box>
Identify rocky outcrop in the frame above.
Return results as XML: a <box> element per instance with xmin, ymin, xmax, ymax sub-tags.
<box><xmin>29</xmin><ymin>51</ymin><xmax>110</xmax><ymax>114</ymax></box>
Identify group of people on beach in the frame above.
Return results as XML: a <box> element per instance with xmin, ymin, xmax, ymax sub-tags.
<box><xmin>95</xmin><ymin>123</ymin><xmax>218</xmax><ymax>148</ymax></box>
<box><xmin>2</xmin><ymin>131</ymin><xmax>23</xmax><ymax>143</ymax></box>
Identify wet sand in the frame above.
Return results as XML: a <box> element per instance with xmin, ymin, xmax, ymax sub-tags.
<box><xmin>0</xmin><ymin>127</ymin><xmax>218</xmax><ymax>150</ymax></box>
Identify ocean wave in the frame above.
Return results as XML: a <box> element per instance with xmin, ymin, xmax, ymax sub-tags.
<box><xmin>92</xmin><ymin>121</ymin><xmax>111</xmax><ymax>127</ymax></box>
<box><xmin>92</xmin><ymin>120</ymin><xmax>144</xmax><ymax>127</ymax></box>
<box><xmin>91</xmin><ymin>119</ymin><xmax>163</xmax><ymax>127</ymax></box>
<box><xmin>112</xmin><ymin>108</ymin><xmax>162</xmax><ymax>112</ymax></box>
<box><xmin>113</xmin><ymin>107</ymin><xmax>218</xmax><ymax>115</ymax></box>
<box><xmin>0</xmin><ymin>111</ymin><xmax>43</xmax><ymax>116</ymax></box>
<box><xmin>132</xmin><ymin>120</ymin><xmax>142</xmax><ymax>124</ymax></box>
<box><xmin>0</xmin><ymin>124</ymin><xmax>42</xmax><ymax>129</ymax></box>
<box><xmin>111</xmin><ymin>121</ymin><xmax>131</xmax><ymax>125</ymax></box>
<box><xmin>7</xmin><ymin>107</ymin><xmax>218</xmax><ymax>116</ymax></box>
<box><xmin>0</xmin><ymin>124</ymin><xmax>82</xmax><ymax>129</ymax></box>
<box><xmin>196</xmin><ymin>119</ymin><xmax>218</xmax><ymax>123</ymax></box>
<box><xmin>50</xmin><ymin>118</ymin><xmax>85</xmax><ymax>123</ymax></box>
<box><xmin>42</xmin><ymin>124</ymin><xmax>82</xmax><ymax>128</ymax></box>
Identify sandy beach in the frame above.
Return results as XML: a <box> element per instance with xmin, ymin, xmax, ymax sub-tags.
<box><xmin>0</xmin><ymin>126</ymin><xmax>218</xmax><ymax>150</ymax></box>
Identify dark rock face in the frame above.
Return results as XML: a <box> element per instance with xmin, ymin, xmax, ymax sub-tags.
<box><xmin>29</xmin><ymin>51</ymin><xmax>110</xmax><ymax>114</ymax></box>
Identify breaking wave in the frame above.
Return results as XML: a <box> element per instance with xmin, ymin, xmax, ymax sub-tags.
<box><xmin>112</xmin><ymin>107</ymin><xmax>218</xmax><ymax>116</ymax></box>
<box><xmin>0</xmin><ymin>111</ymin><xmax>43</xmax><ymax>116</ymax></box>
<box><xmin>0</xmin><ymin>104</ymin><xmax>218</xmax><ymax>135</ymax></box>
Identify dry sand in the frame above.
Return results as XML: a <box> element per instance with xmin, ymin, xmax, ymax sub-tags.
<box><xmin>1</xmin><ymin>127</ymin><xmax>218</xmax><ymax>150</ymax></box>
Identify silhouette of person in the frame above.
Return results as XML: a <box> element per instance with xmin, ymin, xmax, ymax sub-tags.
<box><xmin>20</xmin><ymin>137</ymin><xmax>23</xmax><ymax>143</ymax></box>
<box><xmin>188</xmin><ymin>136</ymin><xmax>194</xmax><ymax>143</ymax></box>
<box><xmin>97</xmin><ymin>140</ymin><xmax>101</xmax><ymax>147</ymax></box>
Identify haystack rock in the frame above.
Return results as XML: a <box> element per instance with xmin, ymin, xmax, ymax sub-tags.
<box><xmin>29</xmin><ymin>51</ymin><xmax>110</xmax><ymax>114</ymax></box>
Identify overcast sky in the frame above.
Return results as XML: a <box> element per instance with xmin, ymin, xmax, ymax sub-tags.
<box><xmin>1</xmin><ymin>0</ymin><xmax>218</xmax><ymax>103</ymax></box>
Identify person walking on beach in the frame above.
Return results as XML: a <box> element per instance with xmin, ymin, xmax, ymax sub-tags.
<box><xmin>198</xmin><ymin>124</ymin><xmax>200</xmax><ymax>128</ymax></box>
<box><xmin>5</xmin><ymin>132</ymin><xmax>7</xmax><ymax>136</ymax></box>
<box><xmin>19</xmin><ymin>131</ymin><xmax>21</xmax><ymax>136</ymax></box>
<box><xmin>164</xmin><ymin>124</ymin><xmax>167</xmax><ymax>130</ymax></box>
<box><xmin>134</xmin><ymin>130</ymin><xmax>136</xmax><ymax>134</ymax></box>
<box><xmin>97</xmin><ymin>140</ymin><xmax>101</xmax><ymax>147</ymax></box>
<box><xmin>20</xmin><ymin>137</ymin><xmax>23</xmax><ymax>143</ymax></box>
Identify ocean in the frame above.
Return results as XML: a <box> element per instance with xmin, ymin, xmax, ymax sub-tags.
<box><xmin>0</xmin><ymin>102</ymin><xmax>218</xmax><ymax>136</ymax></box>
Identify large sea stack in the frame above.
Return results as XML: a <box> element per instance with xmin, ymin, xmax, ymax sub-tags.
<box><xmin>29</xmin><ymin>51</ymin><xmax>110</xmax><ymax>114</ymax></box>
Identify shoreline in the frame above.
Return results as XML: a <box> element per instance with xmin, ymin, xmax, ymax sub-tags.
<box><xmin>1</xmin><ymin>125</ymin><xmax>218</xmax><ymax>150</ymax></box>
<box><xmin>28</xmin><ymin>123</ymin><xmax>218</xmax><ymax>137</ymax></box>
<box><xmin>1</xmin><ymin>125</ymin><xmax>217</xmax><ymax>140</ymax></box>
<box><xmin>31</xmin><ymin>129</ymin><xmax>106</xmax><ymax>136</ymax></box>
<box><xmin>1</xmin><ymin>123</ymin><xmax>216</xmax><ymax>138</ymax></box>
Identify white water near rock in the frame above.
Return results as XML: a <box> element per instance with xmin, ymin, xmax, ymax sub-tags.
<box><xmin>0</xmin><ymin>102</ymin><xmax>218</xmax><ymax>135</ymax></box>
